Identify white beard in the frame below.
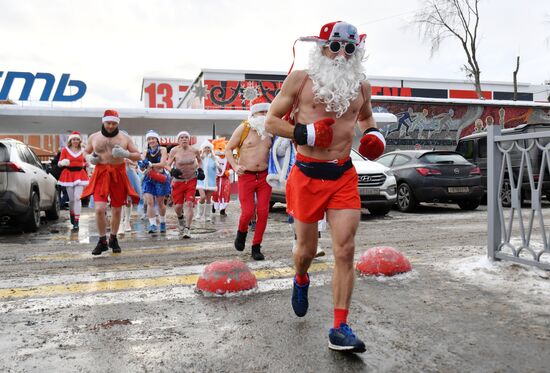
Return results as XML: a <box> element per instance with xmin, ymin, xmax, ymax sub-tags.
<box><xmin>307</xmin><ymin>46</ymin><xmax>366</xmax><ymax>118</ymax></box>
<box><xmin>248</xmin><ymin>115</ymin><xmax>271</xmax><ymax>140</ymax></box>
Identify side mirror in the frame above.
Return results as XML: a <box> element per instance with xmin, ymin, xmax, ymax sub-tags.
<box><xmin>43</xmin><ymin>163</ymin><xmax>53</xmax><ymax>174</ymax></box>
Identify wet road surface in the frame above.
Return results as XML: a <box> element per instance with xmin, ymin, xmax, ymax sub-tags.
<box><xmin>1</xmin><ymin>203</ymin><xmax>549</xmax><ymax>372</ymax></box>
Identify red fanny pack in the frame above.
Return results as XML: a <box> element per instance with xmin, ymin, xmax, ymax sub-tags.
<box><xmin>148</xmin><ymin>169</ymin><xmax>167</xmax><ymax>183</ymax></box>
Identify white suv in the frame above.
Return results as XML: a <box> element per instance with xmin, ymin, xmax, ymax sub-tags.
<box><xmin>351</xmin><ymin>148</ymin><xmax>396</xmax><ymax>215</ymax></box>
<box><xmin>270</xmin><ymin>148</ymin><xmax>397</xmax><ymax>216</ymax></box>
<box><xmin>0</xmin><ymin>138</ymin><xmax>60</xmax><ymax>232</ymax></box>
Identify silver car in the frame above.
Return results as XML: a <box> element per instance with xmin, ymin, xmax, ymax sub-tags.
<box><xmin>0</xmin><ymin>138</ymin><xmax>60</xmax><ymax>232</ymax></box>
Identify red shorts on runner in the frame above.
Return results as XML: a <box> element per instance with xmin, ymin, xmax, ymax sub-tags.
<box><xmin>286</xmin><ymin>154</ymin><xmax>360</xmax><ymax>223</ymax></box>
<box><xmin>172</xmin><ymin>178</ymin><xmax>198</xmax><ymax>204</ymax></box>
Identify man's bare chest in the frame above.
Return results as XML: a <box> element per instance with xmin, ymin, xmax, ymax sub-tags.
<box><xmin>94</xmin><ymin>137</ymin><xmax>125</xmax><ymax>154</ymax></box>
<box><xmin>175</xmin><ymin>150</ymin><xmax>195</xmax><ymax>165</ymax></box>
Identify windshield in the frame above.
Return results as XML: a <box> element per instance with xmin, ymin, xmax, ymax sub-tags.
<box><xmin>350</xmin><ymin>148</ymin><xmax>366</xmax><ymax>161</ymax></box>
<box><xmin>420</xmin><ymin>153</ymin><xmax>469</xmax><ymax>165</ymax></box>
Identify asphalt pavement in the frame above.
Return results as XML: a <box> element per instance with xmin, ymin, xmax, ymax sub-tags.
<box><xmin>0</xmin><ymin>202</ymin><xmax>549</xmax><ymax>372</ymax></box>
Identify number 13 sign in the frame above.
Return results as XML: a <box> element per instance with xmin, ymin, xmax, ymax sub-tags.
<box><xmin>142</xmin><ymin>78</ymin><xmax>192</xmax><ymax>108</ymax></box>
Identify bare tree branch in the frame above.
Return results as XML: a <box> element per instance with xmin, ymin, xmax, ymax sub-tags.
<box><xmin>513</xmin><ymin>56</ymin><xmax>520</xmax><ymax>101</ymax></box>
<box><xmin>414</xmin><ymin>0</ymin><xmax>484</xmax><ymax>98</ymax></box>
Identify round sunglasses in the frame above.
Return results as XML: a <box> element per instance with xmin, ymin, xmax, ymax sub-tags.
<box><xmin>325</xmin><ymin>40</ymin><xmax>357</xmax><ymax>56</ymax></box>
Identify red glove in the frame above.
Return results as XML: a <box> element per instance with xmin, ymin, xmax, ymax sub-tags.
<box><xmin>358</xmin><ymin>128</ymin><xmax>386</xmax><ymax>160</ymax></box>
<box><xmin>293</xmin><ymin>118</ymin><xmax>335</xmax><ymax>148</ymax></box>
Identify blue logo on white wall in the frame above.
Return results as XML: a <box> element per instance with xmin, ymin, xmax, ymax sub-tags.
<box><xmin>0</xmin><ymin>71</ymin><xmax>87</xmax><ymax>102</ymax></box>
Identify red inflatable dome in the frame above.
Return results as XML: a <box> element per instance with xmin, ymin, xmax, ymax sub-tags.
<box><xmin>196</xmin><ymin>260</ymin><xmax>257</xmax><ymax>295</ymax></box>
<box><xmin>356</xmin><ymin>246</ymin><xmax>412</xmax><ymax>276</ymax></box>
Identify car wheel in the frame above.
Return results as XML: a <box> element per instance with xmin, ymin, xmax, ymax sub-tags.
<box><xmin>22</xmin><ymin>192</ymin><xmax>41</xmax><ymax>232</ymax></box>
<box><xmin>45</xmin><ymin>192</ymin><xmax>60</xmax><ymax>220</ymax></box>
<box><xmin>397</xmin><ymin>183</ymin><xmax>417</xmax><ymax>212</ymax></box>
<box><xmin>500</xmin><ymin>179</ymin><xmax>512</xmax><ymax>207</ymax></box>
<box><xmin>368</xmin><ymin>206</ymin><xmax>391</xmax><ymax>216</ymax></box>
<box><xmin>458</xmin><ymin>199</ymin><xmax>480</xmax><ymax>210</ymax></box>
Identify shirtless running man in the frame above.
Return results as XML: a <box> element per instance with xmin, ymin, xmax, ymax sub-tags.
<box><xmin>167</xmin><ymin>131</ymin><xmax>202</xmax><ymax>238</ymax></box>
<box><xmin>226</xmin><ymin>96</ymin><xmax>273</xmax><ymax>260</ymax></box>
<box><xmin>265</xmin><ymin>21</ymin><xmax>385</xmax><ymax>353</ymax></box>
<box><xmin>81</xmin><ymin>109</ymin><xmax>141</xmax><ymax>255</ymax></box>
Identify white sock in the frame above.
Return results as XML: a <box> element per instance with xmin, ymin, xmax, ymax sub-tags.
<box><xmin>149</xmin><ymin>218</ymin><xmax>156</xmax><ymax>226</ymax></box>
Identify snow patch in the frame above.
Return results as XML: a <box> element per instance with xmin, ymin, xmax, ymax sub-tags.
<box><xmin>444</xmin><ymin>254</ymin><xmax>550</xmax><ymax>296</ymax></box>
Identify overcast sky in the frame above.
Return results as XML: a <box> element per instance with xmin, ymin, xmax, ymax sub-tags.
<box><xmin>1</xmin><ymin>0</ymin><xmax>549</xmax><ymax>108</ymax></box>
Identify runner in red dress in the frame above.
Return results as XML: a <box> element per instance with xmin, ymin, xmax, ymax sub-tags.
<box><xmin>57</xmin><ymin>131</ymin><xmax>89</xmax><ymax>230</ymax></box>
<box><xmin>81</xmin><ymin>110</ymin><xmax>141</xmax><ymax>255</ymax></box>
<box><xmin>211</xmin><ymin>138</ymin><xmax>232</xmax><ymax>216</ymax></box>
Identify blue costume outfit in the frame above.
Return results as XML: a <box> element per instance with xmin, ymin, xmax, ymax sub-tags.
<box><xmin>196</xmin><ymin>155</ymin><xmax>217</xmax><ymax>191</ymax></box>
<box><xmin>126</xmin><ymin>164</ymin><xmax>142</xmax><ymax>199</ymax></box>
<box><xmin>141</xmin><ymin>147</ymin><xmax>171</xmax><ymax>196</ymax></box>
<box><xmin>267</xmin><ymin>136</ymin><xmax>296</xmax><ymax>193</ymax></box>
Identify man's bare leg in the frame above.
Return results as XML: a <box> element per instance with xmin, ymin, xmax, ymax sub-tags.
<box><xmin>294</xmin><ymin>219</ymin><xmax>320</xmax><ymax>274</ymax></box>
<box><xmin>110</xmin><ymin>206</ymin><xmax>122</xmax><ymax>235</ymax></box>
<box><xmin>95</xmin><ymin>202</ymin><xmax>108</xmax><ymax>235</ymax></box>
<box><xmin>175</xmin><ymin>203</ymin><xmax>184</xmax><ymax>233</ymax></box>
<box><xmin>326</xmin><ymin>208</ymin><xmax>359</xmax><ymax>310</ymax></box>
<box><xmin>326</xmin><ymin>208</ymin><xmax>365</xmax><ymax>353</ymax></box>
<box><xmin>183</xmin><ymin>201</ymin><xmax>194</xmax><ymax>238</ymax></box>
<box><xmin>291</xmin><ymin>218</ymin><xmax>319</xmax><ymax>317</ymax></box>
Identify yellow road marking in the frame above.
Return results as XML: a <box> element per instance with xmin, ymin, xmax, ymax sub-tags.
<box><xmin>0</xmin><ymin>262</ymin><xmax>334</xmax><ymax>300</ymax></box>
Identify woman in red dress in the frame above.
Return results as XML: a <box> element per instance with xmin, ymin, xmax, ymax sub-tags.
<box><xmin>57</xmin><ymin>131</ymin><xmax>89</xmax><ymax>230</ymax></box>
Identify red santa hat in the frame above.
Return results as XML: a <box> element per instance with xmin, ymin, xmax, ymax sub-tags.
<box><xmin>67</xmin><ymin>131</ymin><xmax>81</xmax><ymax>142</ymax></box>
<box><xmin>287</xmin><ymin>21</ymin><xmax>366</xmax><ymax>74</ymax></box>
<box><xmin>301</xmin><ymin>21</ymin><xmax>364</xmax><ymax>45</ymax></box>
<box><xmin>249</xmin><ymin>96</ymin><xmax>271</xmax><ymax>115</ymax></box>
<box><xmin>102</xmin><ymin>109</ymin><xmax>120</xmax><ymax>123</ymax></box>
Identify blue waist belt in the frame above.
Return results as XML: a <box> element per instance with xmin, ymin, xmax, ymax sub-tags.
<box><xmin>295</xmin><ymin>158</ymin><xmax>352</xmax><ymax>180</ymax></box>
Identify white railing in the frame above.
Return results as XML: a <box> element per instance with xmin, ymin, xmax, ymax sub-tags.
<box><xmin>487</xmin><ymin>125</ymin><xmax>550</xmax><ymax>270</ymax></box>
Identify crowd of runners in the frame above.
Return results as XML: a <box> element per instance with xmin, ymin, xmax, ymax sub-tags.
<box><xmin>55</xmin><ymin>21</ymin><xmax>386</xmax><ymax>354</ymax></box>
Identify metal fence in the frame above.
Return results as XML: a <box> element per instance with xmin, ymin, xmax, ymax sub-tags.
<box><xmin>487</xmin><ymin>125</ymin><xmax>550</xmax><ymax>270</ymax></box>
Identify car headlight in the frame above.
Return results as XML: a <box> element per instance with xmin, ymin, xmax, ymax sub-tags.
<box><xmin>384</xmin><ymin>169</ymin><xmax>394</xmax><ymax>177</ymax></box>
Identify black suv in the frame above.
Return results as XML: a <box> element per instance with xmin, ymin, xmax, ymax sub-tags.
<box><xmin>455</xmin><ymin>123</ymin><xmax>550</xmax><ymax>205</ymax></box>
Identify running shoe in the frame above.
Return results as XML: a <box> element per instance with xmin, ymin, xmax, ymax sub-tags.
<box><xmin>328</xmin><ymin>323</ymin><xmax>366</xmax><ymax>353</ymax></box>
<box><xmin>251</xmin><ymin>244</ymin><xmax>265</xmax><ymax>260</ymax></box>
<box><xmin>234</xmin><ymin>230</ymin><xmax>247</xmax><ymax>251</ymax></box>
<box><xmin>291</xmin><ymin>274</ymin><xmax>309</xmax><ymax>317</ymax></box>
<box><xmin>159</xmin><ymin>222</ymin><xmax>166</xmax><ymax>233</ymax></box>
<box><xmin>92</xmin><ymin>241</ymin><xmax>108</xmax><ymax>256</ymax></box>
<box><xmin>108</xmin><ymin>236</ymin><xmax>122</xmax><ymax>253</ymax></box>
<box><xmin>148</xmin><ymin>224</ymin><xmax>157</xmax><ymax>234</ymax></box>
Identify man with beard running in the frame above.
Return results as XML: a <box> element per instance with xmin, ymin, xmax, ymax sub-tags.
<box><xmin>265</xmin><ymin>21</ymin><xmax>386</xmax><ymax>353</ymax></box>
<box><xmin>81</xmin><ymin>109</ymin><xmax>141</xmax><ymax>255</ymax></box>
<box><xmin>226</xmin><ymin>96</ymin><xmax>273</xmax><ymax>260</ymax></box>
<box><xmin>167</xmin><ymin>131</ymin><xmax>203</xmax><ymax>238</ymax></box>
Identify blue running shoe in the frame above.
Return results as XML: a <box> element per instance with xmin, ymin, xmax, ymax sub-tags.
<box><xmin>328</xmin><ymin>323</ymin><xmax>366</xmax><ymax>353</ymax></box>
<box><xmin>159</xmin><ymin>222</ymin><xmax>166</xmax><ymax>233</ymax></box>
<box><xmin>148</xmin><ymin>224</ymin><xmax>157</xmax><ymax>234</ymax></box>
<box><xmin>291</xmin><ymin>274</ymin><xmax>309</xmax><ymax>317</ymax></box>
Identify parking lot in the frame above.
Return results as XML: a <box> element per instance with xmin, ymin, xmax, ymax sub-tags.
<box><xmin>0</xmin><ymin>203</ymin><xmax>549</xmax><ymax>372</ymax></box>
